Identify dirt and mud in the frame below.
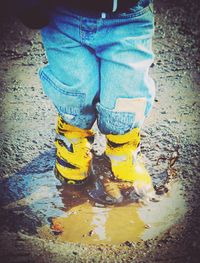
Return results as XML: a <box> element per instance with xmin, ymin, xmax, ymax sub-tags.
<box><xmin>0</xmin><ymin>0</ymin><xmax>200</xmax><ymax>262</ymax></box>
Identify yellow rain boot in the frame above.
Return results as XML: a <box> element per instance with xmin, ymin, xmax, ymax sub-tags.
<box><xmin>54</xmin><ymin>116</ymin><xmax>94</xmax><ymax>185</ymax></box>
<box><xmin>105</xmin><ymin>128</ymin><xmax>154</xmax><ymax>199</ymax></box>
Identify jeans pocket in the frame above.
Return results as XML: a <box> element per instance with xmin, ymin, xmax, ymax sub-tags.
<box><xmin>39</xmin><ymin>67</ymin><xmax>85</xmax><ymax>118</ymax></box>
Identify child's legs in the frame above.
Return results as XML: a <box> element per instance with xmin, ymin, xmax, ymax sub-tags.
<box><xmin>96</xmin><ymin>5</ymin><xmax>155</xmax><ymax>134</ymax></box>
<box><xmin>39</xmin><ymin>11</ymin><xmax>99</xmax><ymax>129</ymax></box>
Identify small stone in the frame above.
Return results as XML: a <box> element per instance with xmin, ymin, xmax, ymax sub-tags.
<box><xmin>145</xmin><ymin>224</ymin><xmax>151</xmax><ymax>229</ymax></box>
<box><xmin>123</xmin><ymin>241</ymin><xmax>135</xmax><ymax>247</ymax></box>
<box><xmin>88</xmin><ymin>230</ymin><xmax>94</xmax><ymax>236</ymax></box>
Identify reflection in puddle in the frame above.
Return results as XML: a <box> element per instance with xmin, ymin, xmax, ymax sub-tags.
<box><xmin>44</xmin><ymin>203</ymin><xmax>144</xmax><ymax>244</ymax></box>
<box><xmin>0</xmin><ymin>153</ymin><xmax>186</xmax><ymax>245</ymax></box>
<box><xmin>38</xmin><ymin>181</ymin><xmax>186</xmax><ymax>244</ymax></box>
<box><xmin>139</xmin><ymin>181</ymin><xmax>186</xmax><ymax>240</ymax></box>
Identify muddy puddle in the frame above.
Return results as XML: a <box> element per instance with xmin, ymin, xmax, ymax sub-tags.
<box><xmin>37</xmin><ymin>180</ymin><xmax>186</xmax><ymax>244</ymax></box>
<box><xmin>0</xmin><ymin>151</ymin><xmax>186</xmax><ymax>245</ymax></box>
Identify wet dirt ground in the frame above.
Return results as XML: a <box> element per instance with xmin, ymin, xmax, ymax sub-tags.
<box><xmin>0</xmin><ymin>0</ymin><xmax>200</xmax><ymax>262</ymax></box>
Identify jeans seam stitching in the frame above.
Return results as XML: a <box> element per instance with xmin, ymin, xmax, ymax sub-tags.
<box><xmin>40</xmin><ymin>70</ymin><xmax>85</xmax><ymax>99</ymax></box>
<box><xmin>114</xmin><ymin>5</ymin><xmax>151</xmax><ymax>20</ymax></box>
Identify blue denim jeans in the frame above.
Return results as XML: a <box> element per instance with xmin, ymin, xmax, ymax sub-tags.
<box><xmin>39</xmin><ymin>0</ymin><xmax>155</xmax><ymax>134</ymax></box>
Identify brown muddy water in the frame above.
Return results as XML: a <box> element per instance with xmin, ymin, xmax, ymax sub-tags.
<box><xmin>0</xmin><ymin>151</ymin><xmax>186</xmax><ymax>245</ymax></box>
<box><xmin>38</xmin><ymin>180</ymin><xmax>186</xmax><ymax>244</ymax></box>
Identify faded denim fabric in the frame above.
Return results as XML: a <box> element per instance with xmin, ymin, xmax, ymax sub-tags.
<box><xmin>39</xmin><ymin>0</ymin><xmax>155</xmax><ymax>134</ymax></box>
